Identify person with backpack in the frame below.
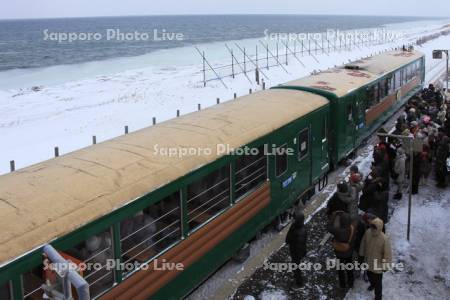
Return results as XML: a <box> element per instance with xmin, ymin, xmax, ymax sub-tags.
<box><xmin>327</xmin><ymin>211</ymin><xmax>355</xmax><ymax>289</ymax></box>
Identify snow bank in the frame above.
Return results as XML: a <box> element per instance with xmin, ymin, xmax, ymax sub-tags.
<box><xmin>0</xmin><ymin>20</ymin><xmax>450</xmax><ymax>174</ymax></box>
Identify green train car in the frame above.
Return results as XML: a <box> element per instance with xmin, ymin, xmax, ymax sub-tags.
<box><xmin>0</xmin><ymin>50</ymin><xmax>423</xmax><ymax>300</ymax></box>
<box><xmin>275</xmin><ymin>49</ymin><xmax>425</xmax><ymax>165</ymax></box>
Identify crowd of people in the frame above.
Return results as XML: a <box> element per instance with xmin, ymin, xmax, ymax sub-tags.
<box><xmin>286</xmin><ymin>85</ymin><xmax>450</xmax><ymax>300</ymax></box>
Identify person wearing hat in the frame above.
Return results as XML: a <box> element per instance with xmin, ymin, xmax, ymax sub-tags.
<box><xmin>327</xmin><ymin>182</ymin><xmax>350</xmax><ymax>217</ymax></box>
<box><xmin>359</xmin><ymin>218</ymin><xmax>392</xmax><ymax>300</ymax></box>
<box><xmin>348</xmin><ymin>170</ymin><xmax>363</xmax><ymax>219</ymax></box>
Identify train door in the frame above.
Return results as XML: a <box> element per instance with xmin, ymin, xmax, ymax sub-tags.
<box><xmin>311</xmin><ymin>114</ymin><xmax>328</xmax><ymax>181</ymax></box>
<box><xmin>344</xmin><ymin>99</ymin><xmax>356</xmax><ymax>154</ymax></box>
<box><xmin>270</xmin><ymin>125</ymin><xmax>311</xmax><ymax>210</ymax></box>
<box><xmin>354</xmin><ymin>91</ymin><xmax>366</xmax><ymax>146</ymax></box>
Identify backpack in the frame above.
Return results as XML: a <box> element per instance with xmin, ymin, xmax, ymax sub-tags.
<box><xmin>332</xmin><ymin>225</ymin><xmax>354</xmax><ymax>252</ymax></box>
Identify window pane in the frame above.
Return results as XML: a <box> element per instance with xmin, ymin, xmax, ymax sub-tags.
<box><xmin>388</xmin><ymin>75</ymin><xmax>395</xmax><ymax>94</ymax></box>
<box><xmin>23</xmin><ymin>265</ymin><xmax>45</xmax><ymax>300</ymax></box>
<box><xmin>64</xmin><ymin>229</ymin><xmax>114</xmax><ymax>298</ymax></box>
<box><xmin>275</xmin><ymin>145</ymin><xmax>288</xmax><ymax>177</ymax></box>
<box><xmin>298</xmin><ymin>129</ymin><xmax>309</xmax><ymax>160</ymax></box>
<box><xmin>374</xmin><ymin>84</ymin><xmax>380</xmax><ymax>102</ymax></box>
<box><xmin>120</xmin><ymin>192</ymin><xmax>181</xmax><ymax>275</ymax></box>
<box><xmin>347</xmin><ymin>105</ymin><xmax>353</xmax><ymax>122</ymax></box>
<box><xmin>0</xmin><ymin>282</ymin><xmax>10</xmax><ymax>300</ymax></box>
<box><xmin>235</xmin><ymin>146</ymin><xmax>267</xmax><ymax>199</ymax></box>
<box><xmin>379</xmin><ymin>79</ymin><xmax>386</xmax><ymax>99</ymax></box>
<box><xmin>395</xmin><ymin>70</ymin><xmax>401</xmax><ymax>89</ymax></box>
<box><xmin>367</xmin><ymin>86</ymin><xmax>376</xmax><ymax>108</ymax></box>
<box><xmin>187</xmin><ymin>166</ymin><xmax>230</xmax><ymax>231</ymax></box>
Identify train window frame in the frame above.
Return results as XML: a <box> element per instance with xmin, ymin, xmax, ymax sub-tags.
<box><xmin>235</xmin><ymin>145</ymin><xmax>268</xmax><ymax>201</ymax></box>
<box><xmin>395</xmin><ymin>70</ymin><xmax>401</xmax><ymax>90</ymax></box>
<box><xmin>373</xmin><ymin>83</ymin><xmax>380</xmax><ymax>103</ymax></box>
<box><xmin>119</xmin><ymin>191</ymin><xmax>182</xmax><ymax>277</ymax></box>
<box><xmin>297</xmin><ymin>128</ymin><xmax>309</xmax><ymax>161</ymax></box>
<box><xmin>187</xmin><ymin>165</ymin><xmax>231</xmax><ymax>232</ymax></box>
<box><xmin>378</xmin><ymin>78</ymin><xmax>387</xmax><ymax>100</ymax></box>
<box><xmin>387</xmin><ymin>74</ymin><xmax>395</xmax><ymax>94</ymax></box>
<box><xmin>63</xmin><ymin>228</ymin><xmax>115</xmax><ymax>299</ymax></box>
<box><xmin>275</xmin><ymin>143</ymin><xmax>288</xmax><ymax>177</ymax></box>
<box><xmin>346</xmin><ymin>104</ymin><xmax>353</xmax><ymax>122</ymax></box>
<box><xmin>21</xmin><ymin>264</ymin><xmax>46</xmax><ymax>300</ymax></box>
<box><xmin>0</xmin><ymin>281</ymin><xmax>12</xmax><ymax>300</ymax></box>
<box><xmin>401</xmin><ymin>68</ymin><xmax>407</xmax><ymax>85</ymax></box>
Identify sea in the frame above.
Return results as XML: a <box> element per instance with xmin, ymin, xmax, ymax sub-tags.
<box><xmin>0</xmin><ymin>15</ymin><xmax>440</xmax><ymax>71</ymax></box>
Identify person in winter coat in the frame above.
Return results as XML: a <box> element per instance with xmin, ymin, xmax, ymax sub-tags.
<box><xmin>327</xmin><ymin>212</ymin><xmax>355</xmax><ymax>289</ymax></box>
<box><xmin>393</xmin><ymin>147</ymin><xmax>406</xmax><ymax>199</ymax></box>
<box><xmin>435</xmin><ymin>136</ymin><xmax>450</xmax><ymax>188</ymax></box>
<box><xmin>419</xmin><ymin>149</ymin><xmax>432</xmax><ymax>185</ymax></box>
<box><xmin>359</xmin><ymin>218</ymin><xmax>392</xmax><ymax>300</ymax></box>
<box><xmin>286</xmin><ymin>212</ymin><xmax>307</xmax><ymax>286</ymax></box>
<box><xmin>370</xmin><ymin>189</ymin><xmax>389</xmax><ymax>227</ymax></box>
<box><xmin>359</xmin><ymin>167</ymin><xmax>383</xmax><ymax>212</ymax></box>
<box><xmin>373</xmin><ymin>148</ymin><xmax>390</xmax><ymax>191</ymax></box>
<box><xmin>327</xmin><ymin>182</ymin><xmax>350</xmax><ymax>217</ymax></box>
<box><xmin>348</xmin><ymin>174</ymin><xmax>363</xmax><ymax>219</ymax></box>
<box><xmin>335</xmin><ymin>181</ymin><xmax>357</xmax><ymax>219</ymax></box>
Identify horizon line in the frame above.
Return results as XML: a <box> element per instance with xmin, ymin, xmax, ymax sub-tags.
<box><xmin>0</xmin><ymin>13</ymin><xmax>448</xmax><ymax>21</ymax></box>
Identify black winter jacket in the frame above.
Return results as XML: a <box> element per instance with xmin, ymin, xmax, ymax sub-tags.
<box><xmin>286</xmin><ymin>214</ymin><xmax>307</xmax><ymax>261</ymax></box>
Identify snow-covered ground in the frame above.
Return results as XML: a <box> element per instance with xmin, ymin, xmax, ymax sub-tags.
<box><xmin>346</xmin><ymin>184</ymin><xmax>450</xmax><ymax>300</ymax></box>
<box><xmin>228</xmin><ymin>142</ymin><xmax>450</xmax><ymax>300</ymax></box>
<box><xmin>0</xmin><ymin>19</ymin><xmax>450</xmax><ymax>174</ymax></box>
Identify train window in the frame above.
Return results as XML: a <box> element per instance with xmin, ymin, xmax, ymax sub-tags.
<box><xmin>275</xmin><ymin>144</ymin><xmax>288</xmax><ymax>177</ymax></box>
<box><xmin>64</xmin><ymin>229</ymin><xmax>114</xmax><ymax>298</ymax></box>
<box><xmin>373</xmin><ymin>84</ymin><xmax>380</xmax><ymax>103</ymax></box>
<box><xmin>379</xmin><ymin>79</ymin><xmax>387</xmax><ymax>100</ymax></box>
<box><xmin>298</xmin><ymin>128</ymin><xmax>309</xmax><ymax>160</ymax></box>
<box><xmin>235</xmin><ymin>145</ymin><xmax>267</xmax><ymax>200</ymax></box>
<box><xmin>387</xmin><ymin>75</ymin><xmax>395</xmax><ymax>94</ymax></box>
<box><xmin>401</xmin><ymin>68</ymin><xmax>407</xmax><ymax>85</ymax></box>
<box><xmin>120</xmin><ymin>192</ymin><xmax>181</xmax><ymax>276</ymax></box>
<box><xmin>407</xmin><ymin>65</ymin><xmax>413</xmax><ymax>81</ymax></box>
<box><xmin>366</xmin><ymin>85</ymin><xmax>376</xmax><ymax>108</ymax></box>
<box><xmin>187</xmin><ymin>166</ymin><xmax>230</xmax><ymax>231</ymax></box>
<box><xmin>395</xmin><ymin>70</ymin><xmax>401</xmax><ymax>90</ymax></box>
<box><xmin>22</xmin><ymin>265</ymin><xmax>45</xmax><ymax>299</ymax></box>
<box><xmin>347</xmin><ymin>105</ymin><xmax>353</xmax><ymax>122</ymax></box>
<box><xmin>418</xmin><ymin>60</ymin><xmax>423</xmax><ymax>77</ymax></box>
<box><xmin>0</xmin><ymin>282</ymin><xmax>10</xmax><ymax>300</ymax></box>
<box><xmin>322</xmin><ymin>117</ymin><xmax>327</xmax><ymax>142</ymax></box>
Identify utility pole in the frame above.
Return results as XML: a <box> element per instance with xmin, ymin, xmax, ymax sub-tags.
<box><xmin>377</xmin><ymin>132</ymin><xmax>414</xmax><ymax>241</ymax></box>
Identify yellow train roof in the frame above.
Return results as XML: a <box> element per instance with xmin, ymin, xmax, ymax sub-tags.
<box><xmin>0</xmin><ymin>89</ymin><xmax>328</xmax><ymax>266</ymax></box>
<box><xmin>282</xmin><ymin>50</ymin><xmax>424</xmax><ymax>97</ymax></box>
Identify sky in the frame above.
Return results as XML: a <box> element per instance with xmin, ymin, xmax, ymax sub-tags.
<box><xmin>0</xmin><ymin>0</ymin><xmax>449</xmax><ymax>19</ymax></box>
